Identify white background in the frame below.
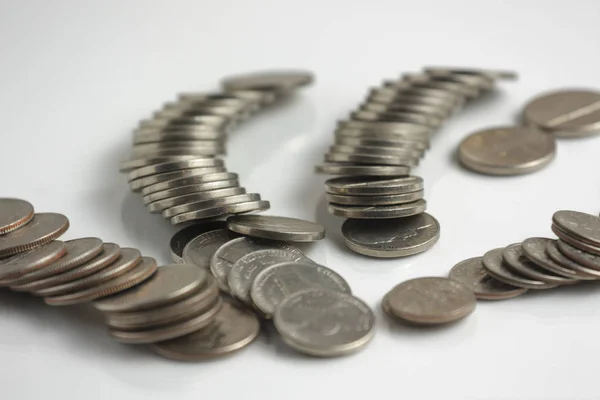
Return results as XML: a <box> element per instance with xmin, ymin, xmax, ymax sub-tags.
<box><xmin>1</xmin><ymin>1</ymin><xmax>600</xmax><ymax>399</ymax></box>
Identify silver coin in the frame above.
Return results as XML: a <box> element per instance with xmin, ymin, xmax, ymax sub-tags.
<box><xmin>379</xmin><ymin>83</ymin><xmax>465</xmax><ymax>103</ymax></box>
<box><xmin>0</xmin><ymin>213</ymin><xmax>70</xmax><ymax>258</ymax></box>
<box><xmin>325</xmin><ymin>152</ymin><xmax>419</xmax><ymax>167</ymax></box>
<box><xmin>552</xmin><ymin>210</ymin><xmax>600</xmax><ymax>247</ymax></box>
<box><xmin>327</xmin><ymin>190</ymin><xmax>424</xmax><ymax>206</ymax></box>
<box><xmin>458</xmin><ymin>126</ymin><xmax>556</xmax><ymax>175</ymax></box>
<box><xmin>335</xmin><ymin>135</ymin><xmax>429</xmax><ymax>150</ymax></box>
<box><xmin>133</xmin><ymin>124</ymin><xmax>229</xmax><ymax>136</ymax></box>
<box><xmin>449</xmin><ymin>257</ymin><xmax>528</xmax><ymax>300</ymax></box>
<box><xmin>182</xmin><ymin>229</ymin><xmax>233</xmax><ymax>271</ymax></box>
<box><xmin>139</xmin><ymin>115</ymin><xmax>231</xmax><ymax>129</ymax></box>
<box><xmin>329</xmin><ymin>144</ymin><xmax>424</xmax><ymax>159</ymax></box>
<box><xmin>250</xmin><ymin>262</ymin><xmax>351</xmax><ymax>317</ymax></box>
<box><xmin>360</xmin><ymin>101</ymin><xmax>451</xmax><ymax>119</ymax></box>
<box><xmin>179</xmin><ymin>90</ymin><xmax>277</xmax><ymax>107</ymax></box>
<box><xmin>400</xmin><ymin>72</ymin><xmax>479</xmax><ymax>98</ymax></box>
<box><xmin>170</xmin><ymin>200</ymin><xmax>270</xmax><ymax>225</ymax></box>
<box><xmin>334</xmin><ymin>128</ymin><xmax>431</xmax><ymax>143</ymax></box>
<box><xmin>337</xmin><ymin>119</ymin><xmax>432</xmax><ymax>136</ymax></box>
<box><xmin>221</xmin><ymin>70</ymin><xmax>314</xmax><ymax>93</ymax></box>
<box><xmin>423</xmin><ymin>66</ymin><xmax>518</xmax><ymax>81</ymax></box>
<box><xmin>383</xmin><ymin>277</ymin><xmax>476</xmax><ymax>325</ymax></box>
<box><xmin>274</xmin><ymin>289</ymin><xmax>375</xmax><ymax>357</ymax></box>
<box><xmin>325</xmin><ymin>176</ymin><xmax>423</xmax><ymax>196</ymax></box>
<box><xmin>366</xmin><ymin>92</ymin><xmax>461</xmax><ymax>113</ymax></box>
<box><xmin>126</xmin><ymin>158</ymin><xmax>226</xmax><ymax>181</ymax></box>
<box><xmin>142</xmin><ymin>180</ymin><xmax>240</xmax><ymax>203</ymax></box>
<box><xmin>424</xmin><ymin>70</ymin><xmax>495</xmax><ymax>91</ymax></box>
<box><xmin>130</xmin><ymin>143</ymin><xmax>226</xmax><ymax>158</ymax></box>
<box><xmin>482</xmin><ymin>248</ymin><xmax>556</xmax><ymax>289</ymax></box>
<box><xmin>503</xmin><ymin>243</ymin><xmax>577</xmax><ymax>285</ymax></box>
<box><xmin>154</xmin><ymin>104</ymin><xmax>250</xmax><ymax>120</ymax></box>
<box><xmin>163</xmin><ymin>193</ymin><xmax>261</xmax><ymax>218</ymax></box>
<box><xmin>0</xmin><ymin>240</ymin><xmax>66</xmax><ymax>282</ymax></box>
<box><xmin>552</xmin><ymin>224</ymin><xmax>600</xmax><ymax>256</ymax></box>
<box><xmin>226</xmin><ymin>215</ymin><xmax>325</xmax><ymax>242</ymax></box>
<box><xmin>522</xmin><ymin>89</ymin><xmax>600</xmax><ymax>137</ymax></box>
<box><xmin>228</xmin><ymin>248</ymin><xmax>311</xmax><ymax>304</ymax></box>
<box><xmin>148</xmin><ymin>187</ymin><xmax>246</xmax><ymax>213</ymax></box>
<box><xmin>141</xmin><ymin>173</ymin><xmax>238</xmax><ymax>197</ymax></box>
<box><xmin>119</xmin><ymin>155</ymin><xmax>199</xmax><ymax>173</ymax></box>
<box><xmin>0</xmin><ymin>198</ymin><xmax>34</xmax><ymax>235</ymax></box>
<box><xmin>170</xmin><ymin>222</ymin><xmax>228</xmax><ymax>263</ymax></box>
<box><xmin>547</xmin><ymin>240</ymin><xmax>600</xmax><ymax>279</ymax></box>
<box><xmin>328</xmin><ymin>199</ymin><xmax>426</xmax><ymax>219</ymax></box>
<box><xmin>350</xmin><ymin>110</ymin><xmax>442</xmax><ymax>128</ymax></box>
<box><xmin>522</xmin><ymin>237</ymin><xmax>588</xmax><ymax>279</ymax></box>
<box><xmin>129</xmin><ymin>167</ymin><xmax>226</xmax><ymax>192</ymax></box>
<box><xmin>341</xmin><ymin>213</ymin><xmax>439</xmax><ymax>258</ymax></box>
<box><xmin>315</xmin><ymin>163</ymin><xmax>411</xmax><ymax>176</ymax></box>
<box><xmin>556</xmin><ymin>240</ymin><xmax>600</xmax><ymax>271</ymax></box>
<box><xmin>133</xmin><ymin>129</ymin><xmax>225</xmax><ymax>144</ymax></box>
<box><xmin>210</xmin><ymin>237</ymin><xmax>300</xmax><ymax>292</ymax></box>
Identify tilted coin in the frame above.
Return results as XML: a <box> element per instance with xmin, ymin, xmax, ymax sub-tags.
<box><xmin>367</xmin><ymin>92</ymin><xmax>461</xmax><ymax>113</ymax></box>
<box><xmin>141</xmin><ymin>178</ymin><xmax>240</xmax><ymax>200</ymax></box>
<box><xmin>154</xmin><ymin>104</ymin><xmax>249</xmax><ymax>120</ymax></box>
<box><xmin>482</xmin><ymin>248</ymin><xmax>556</xmax><ymax>289</ymax></box>
<box><xmin>182</xmin><ymin>229</ymin><xmax>235</xmax><ymax>270</ymax></box>
<box><xmin>141</xmin><ymin>172</ymin><xmax>239</xmax><ymax>197</ymax></box>
<box><xmin>423</xmin><ymin>70</ymin><xmax>495</xmax><ymax>90</ymax></box>
<box><xmin>169</xmin><ymin>221</ymin><xmax>227</xmax><ymax>263</ymax></box>
<box><xmin>449</xmin><ymin>257</ymin><xmax>528</xmax><ymax>300</ymax></box>
<box><xmin>0</xmin><ymin>198</ymin><xmax>34</xmax><ymax>235</ymax></box>
<box><xmin>551</xmin><ymin>224</ymin><xmax>600</xmax><ymax>256</ymax></box>
<box><xmin>547</xmin><ymin>240</ymin><xmax>600</xmax><ymax>279</ymax></box>
<box><xmin>150</xmin><ymin>301</ymin><xmax>260</xmax><ymax>360</ymax></box>
<box><xmin>274</xmin><ymin>289</ymin><xmax>375</xmax><ymax>357</ymax></box>
<box><xmin>170</xmin><ymin>200</ymin><xmax>270</xmax><ymax>224</ymax></box>
<box><xmin>0</xmin><ymin>241</ymin><xmax>66</xmax><ymax>282</ymax></box>
<box><xmin>327</xmin><ymin>190</ymin><xmax>424</xmax><ymax>206</ymax></box>
<box><xmin>522</xmin><ymin>237</ymin><xmax>588</xmax><ymax>279</ymax></box>
<box><xmin>133</xmin><ymin>129</ymin><xmax>224</xmax><ymax>144</ymax></box>
<box><xmin>329</xmin><ymin>144</ymin><xmax>423</xmax><ymax>159</ymax></box>
<box><xmin>522</xmin><ymin>89</ymin><xmax>600</xmax><ymax>137</ymax></box>
<box><xmin>139</xmin><ymin>115</ymin><xmax>232</xmax><ymax>130</ymax></box>
<box><xmin>334</xmin><ymin>128</ymin><xmax>431</xmax><ymax>143</ymax></box>
<box><xmin>379</xmin><ymin>83</ymin><xmax>465</xmax><ymax>103</ymax></box>
<box><xmin>383</xmin><ymin>277</ymin><xmax>476</xmax><ymax>325</ymax></box>
<box><xmin>94</xmin><ymin>264</ymin><xmax>207</xmax><ymax>313</ymax></box>
<box><xmin>360</xmin><ymin>101</ymin><xmax>451</xmax><ymax>119</ymax></box>
<box><xmin>226</xmin><ymin>215</ymin><xmax>325</xmax><ymax>242</ymax></box>
<box><xmin>423</xmin><ymin>66</ymin><xmax>518</xmax><ymax>81</ymax></box>
<box><xmin>315</xmin><ymin>163</ymin><xmax>411</xmax><ymax>176</ymax></box>
<box><xmin>458</xmin><ymin>126</ymin><xmax>556</xmax><ymax>175</ymax></box>
<box><xmin>130</xmin><ymin>143</ymin><xmax>226</xmax><ymax>158</ymax></box>
<box><xmin>400</xmin><ymin>73</ymin><xmax>479</xmax><ymax>98</ymax></box>
<box><xmin>0</xmin><ymin>213</ymin><xmax>69</xmax><ymax>258</ymax></box>
<box><xmin>163</xmin><ymin>193</ymin><xmax>261</xmax><ymax>218</ymax></box>
<box><xmin>179</xmin><ymin>90</ymin><xmax>277</xmax><ymax>106</ymax></box>
<box><xmin>328</xmin><ymin>199</ymin><xmax>427</xmax><ymax>219</ymax></box>
<box><xmin>341</xmin><ymin>213</ymin><xmax>439</xmax><ymax>258</ymax></box>
<box><xmin>503</xmin><ymin>243</ymin><xmax>577</xmax><ymax>285</ymax></box>
<box><xmin>126</xmin><ymin>158</ymin><xmax>226</xmax><ymax>180</ymax></box>
<box><xmin>556</xmin><ymin>240</ymin><xmax>600</xmax><ymax>271</ymax></box>
<box><xmin>325</xmin><ymin>152</ymin><xmax>419</xmax><ymax>167</ymax></box>
<box><xmin>129</xmin><ymin>167</ymin><xmax>226</xmax><ymax>192</ymax></box>
<box><xmin>325</xmin><ymin>176</ymin><xmax>423</xmax><ymax>196</ymax></box>
<box><xmin>251</xmin><ymin>262</ymin><xmax>351</xmax><ymax>317</ymax></box>
<box><xmin>221</xmin><ymin>70</ymin><xmax>314</xmax><ymax>93</ymax></box>
<box><xmin>228</xmin><ymin>248</ymin><xmax>312</xmax><ymax>304</ymax></box>
<box><xmin>335</xmin><ymin>135</ymin><xmax>429</xmax><ymax>150</ymax></box>
<box><xmin>119</xmin><ymin>155</ymin><xmax>199</xmax><ymax>173</ymax></box>
<box><xmin>148</xmin><ymin>187</ymin><xmax>245</xmax><ymax>213</ymax></box>
<box><xmin>552</xmin><ymin>210</ymin><xmax>600</xmax><ymax>247</ymax></box>
<box><xmin>350</xmin><ymin>110</ymin><xmax>442</xmax><ymax>128</ymax></box>
<box><xmin>337</xmin><ymin>119</ymin><xmax>432</xmax><ymax>136</ymax></box>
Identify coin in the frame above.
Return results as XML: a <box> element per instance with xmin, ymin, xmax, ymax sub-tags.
<box><xmin>547</xmin><ymin>240</ymin><xmax>600</xmax><ymax>279</ymax></box>
<box><xmin>458</xmin><ymin>126</ymin><xmax>556</xmax><ymax>175</ymax></box>
<box><xmin>163</xmin><ymin>193</ymin><xmax>261</xmax><ymax>218</ymax></box>
<box><xmin>522</xmin><ymin>237</ymin><xmax>589</xmax><ymax>279</ymax></box>
<box><xmin>522</xmin><ymin>89</ymin><xmax>600</xmax><ymax>137</ymax></box>
<box><xmin>423</xmin><ymin>66</ymin><xmax>518</xmax><ymax>81</ymax></box>
<box><xmin>129</xmin><ymin>167</ymin><xmax>226</xmax><ymax>192</ymax></box>
<box><xmin>148</xmin><ymin>187</ymin><xmax>245</xmax><ymax>213</ymax></box>
<box><xmin>141</xmin><ymin>172</ymin><xmax>239</xmax><ymax>197</ymax></box>
<box><xmin>169</xmin><ymin>222</ymin><xmax>228</xmax><ymax>263</ymax></box>
<box><xmin>228</xmin><ymin>248</ymin><xmax>312</xmax><ymax>304</ymax></box>
<box><xmin>0</xmin><ymin>198</ymin><xmax>34</xmax><ymax>235</ymax></box>
<box><xmin>226</xmin><ymin>215</ymin><xmax>325</xmax><ymax>242</ymax></box>
<box><xmin>341</xmin><ymin>213</ymin><xmax>440</xmax><ymax>258</ymax></box>
<box><xmin>315</xmin><ymin>163</ymin><xmax>411</xmax><ymax>176</ymax></box>
<box><xmin>141</xmin><ymin>179</ymin><xmax>240</xmax><ymax>201</ymax></box>
<box><xmin>350</xmin><ymin>110</ymin><xmax>442</xmax><ymax>128</ymax></box>
<box><xmin>94</xmin><ymin>264</ymin><xmax>207</xmax><ymax>313</ymax></box>
<box><xmin>221</xmin><ymin>70</ymin><xmax>314</xmax><ymax>93</ymax></box>
<box><xmin>383</xmin><ymin>277</ymin><xmax>476</xmax><ymax>325</ymax></box>
<box><xmin>182</xmin><ymin>229</ymin><xmax>234</xmax><ymax>270</ymax></box>
<box><xmin>274</xmin><ymin>289</ymin><xmax>375</xmax><ymax>357</ymax></box>
<box><xmin>170</xmin><ymin>200</ymin><xmax>270</xmax><ymax>224</ymax></box>
<box><xmin>133</xmin><ymin>130</ymin><xmax>224</xmax><ymax>144</ymax></box>
<box><xmin>503</xmin><ymin>243</ymin><xmax>577</xmax><ymax>285</ymax></box>
<box><xmin>179</xmin><ymin>90</ymin><xmax>276</xmax><ymax>106</ymax></box>
<box><xmin>328</xmin><ymin>199</ymin><xmax>427</xmax><ymax>219</ymax></box>
<box><xmin>552</xmin><ymin>210</ymin><xmax>600</xmax><ymax>247</ymax></box>
<box><xmin>424</xmin><ymin>70</ymin><xmax>495</xmax><ymax>90</ymax></box>
<box><xmin>108</xmin><ymin>296</ymin><xmax>222</xmax><ymax>344</ymax></box>
<box><xmin>367</xmin><ymin>92</ymin><xmax>461</xmax><ymax>112</ymax></box>
<box><xmin>130</xmin><ymin>143</ymin><xmax>226</xmax><ymax>157</ymax></box>
<box><xmin>126</xmin><ymin>158</ymin><xmax>226</xmax><ymax>180</ymax></box>
<box><xmin>329</xmin><ymin>144</ymin><xmax>423</xmax><ymax>159</ymax></box>
<box><xmin>119</xmin><ymin>155</ymin><xmax>199</xmax><ymax>173</ymax></box>
<box><xmin>327</xmin><ymin>190</ymin><xmax>424</xmax><ymax>206</ymax></box>
<box><xmin>449</xmin><ymin>257</ymin><xmax>528</xmax><ymax>300</ymax></box>
<box><xmin>325</xmin><ymin>152</ymin><xmax>419</xmax><ymax>167</ymax></box>
<box><xmin>0</xmin><ymin>240</ymin><xmax>66</xmax><ymax>283</ymax></box>
<box><xmin>325</xmin><ymin>176</ymin><xmax>423</xmax><ymax>196</ymax></box>
<box><xmin>337</xmin><ymin>120</ymin><xmax>432</xmax><ymax>136</ymax></box>
<box><xmin>379</xmin><ymin>83</ymin><xmax>465</xmax><ymax>103</ymax></box>
<box><xmin>556</xmin><ymin>240</ymin><xmax>600</xmax><ymax>271</ymax></box>
<box><xmin>360</xmin><ymin>101</ymin><xmax>451</xmax><ymax>118</ymax></box>
<box><xmin>551</xmin><ymin>224</ymin><xmax>600</xmax><ymax>256</ymax></box>
<box><xmin>401</xmin><ymin>72</ymin><xmax>481</xmax><ymax>97</ymax></box>
<box><xmin>0</xmin><ymin>213</ymin><xmax>69</xmax><ymax>258</ymax></box>
<box><xmin>482</xmin><ymin>248</ymin><xmax>556</xmax><ymax>289</ymax></box>
<box><xmin>150</xmin><ymin>301</ymin><xmax>260</xmax><ymax>360</ymax></box>
<box><xmin>44</xmin><ymin>256</ymin><xmax>157</xmax><ymax>306</ymax></box>
<box><xmin>334</xmin><ymin>128</ymin><xmax>431</xmax><ymax>143</ymax></box>
<box><xmin>251</xmin><ymin>262</ymin><xmax>351</xmax><ymax>317</ymax></box>
<box><xmin>335</xmin><ymin>135</ymin><xmax>429</xmax><ymax>150</ymax></box>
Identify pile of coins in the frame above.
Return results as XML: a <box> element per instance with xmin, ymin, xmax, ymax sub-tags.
<box><xmin>120</xmin><ymin>70</ymin><xmax>315</xmax><ymax>224</ymax></box>
<box><xmin>171</xmin><ymin>217</ymin><xmax>376</xmax><ymax>357</ymax></box>
<box><xmin>315</xmin><ymin>67</ymin><xmax>517</xmax><ymax>257</ymax></box>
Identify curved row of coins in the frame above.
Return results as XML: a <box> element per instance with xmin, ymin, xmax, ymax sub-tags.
<box><xmin>315</xmin><ymin>66</ymin><xmax>517</xmax><ymax>258</ymax></box>
<box><xmin>169</xmin><ymin>218</ymin><xmax>376</xmax><ymax>357</ymax></box>
<box><xmin>119</xmin><ymin>70</ymin><xmax>315</xmax><ymax>223</ymax></box>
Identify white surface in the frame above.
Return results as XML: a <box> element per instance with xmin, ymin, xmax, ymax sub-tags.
<box><xmin>1</xmin><ymin>1</ymin><xmax>600</xmax><ymax>399</ymax></box>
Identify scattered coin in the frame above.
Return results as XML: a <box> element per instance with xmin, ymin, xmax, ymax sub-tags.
<box><xmin>0</xmin><ymin>198</ymin><xmax>34</xmax><ymax>235</ymax></box>
<box><xmin>315</xmin><ymin>163</ymin><xmax>411</xmax><ymax>176</ymax></box>
<box><xmin>182</xmin><ymin>229</ymin><xmax>234</xmax><ymax>270</ymax></box>
<box><xmin>226</xmin><ymin>215</ymin><xmax>325</xmax><ymax>242</ymax></box>
<box><xmin>552</xmin><ymin>210</ymin><xmax>600</xmax><ymax>247</ymax></box>
<box><xmin>0</xmin><ymin>213</ymin><xmax>70</xmax><ymax>258</ymax></box>
<box><xmin>171</xmin><ymin>200</ymin><xmax>270</xmax><ymax>224</ymax></box>
<box><xmin>0</xmin><ymin>241</ymin><xmax>66</xmax><ymax>282</ymax></box>
<box><xmin>328</xmin><ymin>199</ymin><xmax>427</xmax><ymax>219</ymax></box>
<box><xmin>482</xmin><ymin>248</ymin><xmax>556</xmax><ymax>289</ymax></box>
<box><xmin>325</xmin><ymin>176</ymin><xmax>423</xmax><ymax>196</ymax></box>
<box><xmin>169</xmin><ymin>222</ymin><xmax>228</xmax><ymax>263</ymax></box>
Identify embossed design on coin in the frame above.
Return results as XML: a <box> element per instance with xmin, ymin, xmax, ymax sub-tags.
<box><xmin>552</xmin><ymin>210</ymin><xmax>600</xmax><ymax>247</ymax></box>
<box><xmin>0</xmin><ymin>198</ymin><xmax>34</xmax><ymax>234</ymax></box>
<box><xmin>226</xmin><ymin>215</ymin><xmax>325</xmax><ymax>242</ymax></box>
<box><xmin>0</xmin><ymin>213</ymin><xmax>70</xmax><ymax>257</ymax></box>
<box><xmin>169</xmin><ymin>222</ymin><xmax>227</xmax><ymax>263</ymax></box>
<box><xmin>182</xmin><ymin>229</ymin><xmax>232</xmax><ymax>273</ymax></box>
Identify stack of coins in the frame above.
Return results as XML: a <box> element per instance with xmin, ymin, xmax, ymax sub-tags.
<box><xmin>316</xmin><ymin>67</ymin><xmax>517</xmax><ymax>257</ymax></box>
<box><xmin>173</xmin><ymin>216</ymin><xmax>376</xmax><ymax>357</ymax></box>
<box><xmin>120</xmin><ymin>70</ymin><xmax>315</xmax><ymax>224</ymax></box>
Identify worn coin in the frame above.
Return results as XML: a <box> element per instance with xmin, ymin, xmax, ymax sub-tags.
<box><xmin>503</xmin><ymin>243</ymin><xmax>577</xmax><ymax>285</ymax></box>
<box><xmin>325</xmin><ymin>152</ymin><xmax>419</xmax><ymax>167</ymax></box>
<box><xmin>129</xmin><ymin>167</ymin><xmax>226</xmax><ymax>192</ymax></box>
<box><xmin>335</xmin><ymin>135</ymin><xmax>429</xmax><ymax>150</ymax></box>
<box><xmin>383</xmin><ymin>277</ymin><xmax>476</xmax><ymax>325</ymax></box>
<box><xmin>0</xmin><ymin>198</ymin><xmax>34</xmax><ymax>235</ymax></box>
<box><xmin>522</xmin><ymin>89</ymin><xmax>600</xmax><ymax>137</ymax></box>
<box><xmin>0</xmin><ymin>240</ymin><xmax>66</xmax><ymax>282</ymax></box>
<box><xmin>449</xmin><ymin>257</ymin><xmax>528</xmax><ymax>300</ymax></box>
<box><xmin>327</xmin><ymin>190</ymin><xmax>424</xmax><ymax>206</ymax></box>
<box><xmin>0</xmin><ymin>213</ymin><xmax>69</xmax><ymax>258</ymax></box>
<box><xmin>482</xmin><ymin>248</ymin><xmax>556</xmax><ymax>289</ymax></box>
<box><xmin>126</xmin><ymin>158</ymin><xmax>226</xmax><ymax>180</ymax></box>
<box><xmin>142</xmin><ymin>179</ymin><xmax>240</xmax><ymax>201</ymax></box>
<box><xmin>328</xmin><ymin>199</ymin><xmax>426</xmax><ymax>219</ymax></box>
<box><xmin>163</xmin><ymin>193</ymin><xmax>261</xmax><ymax>218</ymax></box>
<box><xmin>251</xmin><ymin>262</ymin><xmax>351</xmax><ymax>317</ymax></box>
<box><xmin>148</xmin><ymin>187</ymin><xmax>245</xmax><ymax>213</ymax></box>
<box><xmin>556</xmin><ymin>240</ymin><xmax>600</xmax><ymax>271</ymax></box>
<box><xmin>547</xmin><ymin>240</ymin><xmax>600</xmax><ymax>279</ymax></box>
<box><xmin>182</xmin><ymin>229</ymin><xmax>234</xmax><ymax>270</ymax></box>
<box><xmin>552</xmin><ymin>210</ymin><xmax>600</xmax><ymax>247</ymax></box>
<box><xmin>315</xmin><ymin>163</ymin><xmax>411</xmax><ymax>176</ymax></box>
<box><xmin>522</xmin><ymin>237</ymin><xmax>589</xmax><ymax>279</ymax></box>
<box><xmin>150</xmin><ymin>301</ymin><xmax>260</xmax><ymax>360</ymax></box>
<box><xmin>169</xmin><ymin>222</ymin><xmax>227</xmax><ymax>263</ymax></box>
<box><xmin>325</xmin><ymin>176</ymin><xmax>423</xmax><ymax>196</ymax></box>
<box><xmin>170</xmin><ymin>200</ymin><xmax>270</xmax><ymax>224</ymax></box>
<box><xmin>221</xmin><ymin>70</ymin><xmax>314</xmax><ymax>93</ymax></box>
<box><xmin>119</xmin><ymin>155</ymin><xmax>199</xmax><ymax>173</ymax></box>
<box><xmin>341</xmin><ymin>213</ymin><xmax>439</xmax><ymax>258</ymax></box>
<box><xmin>458</xmin><ymin>126</ymin><xmax>556</xmax><ymax>175</ymax></box>
<box><xmin>226</xmin><ymin>215</ymin><xmax>325</xmax><ymax>242</ymax></box>
<box><xmin>552</xmin><ymin>224</ymin><xmax>600</xmax><ymax>256</ymax></box>
<box><xmin>274</xmin><ymin>289</ymin><xmax>375</xmax><ymax>357</ymax></box>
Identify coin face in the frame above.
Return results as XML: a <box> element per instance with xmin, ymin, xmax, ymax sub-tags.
<box><xmin>482</xmin><ymin>248</ymin><xmax>556</xmax><ymax>289</ymax></box>
<box><xmin>325</xmin><ymin>176</ymin><xmax>423</xmax><ymax>196</ymax></box>
<box><xmin>0</xmin><ymin>240</ymin><xmax>66</xmax><ymax>282</ymax></box>
<box><xmin>326</xmin><ymin>190</ymin><xmax>424</xmax><ymax>206</ymax></box>
<box><xmin>150</xmin><ymin>301</ymin><xmax>260</xmax><ymax>360</ymax></box>
<box><xmin>0</xmin><ymin>198</ymin><xmax>34</xmax><ymax>235</ymax></box>
<box><xmin>251</xmin><ymin>262</ymin><xmax>351</xmax><ymax>317</ymax></box>
<box><xmin>226</xmin><ymin>215</ymin><xmax>326</xmax><ymax>242</ymax></box>
<box><xmin>556</xmin><ymin>240</ymin><xmax>600</xmax><ymax>271</ymax></box>
<box><xmin>552</xmin><ymin>210</ymin><xmax>600</xmax><ymax>247</ymax></box>
<box><xmin>315</xmin><ymin>163</ymin><xmax>411</xmax><ymax>176</ymax></box>
<box><xmin>341</xmin><ymin>213</ymin><xmax>439</xmax><ymax>258</ymax></box>
<box><xmin>328</xmin><ymin>199</ymin><xmax>427</xmax><ymax>219</ymax></box>
<box><xmin>503</xmin><ymin>243</ymin><xmax>576</xmax><ymax>285</ymax></box>
<box><xmin>221</xmin><ymin>70</ymin><xmax>314</xmax><ymax>92</ymax></box>
<box><xmin>522</xmin><ymin>237</ymin><xmax>587</xmax><ymax>279</ymax></box>
<box><xmin>169</xmin><ymin>222</ymin><xmax>227</xmax><ymax>263</ymax></box>
<box><xmin>449</xmin><ymin>257</ymin><xmax>528</xmax><ymax>300</ymax></box>
<box><xmin>523</xmin><ymin>89</ymin><xmax>600</xmax><ymax>137</ymax></box>
<box><xmin>458</xmin><ymin>126</ymin><xmax>556</xmax><ymax>175</ymax></box>
<box><xmin>0</xmin><ymin>213</ymin><xmax>69</xmax><ymax>257</ymax></box>
<box><xmin>182</xmin><ymin>229</ymin><xmax>233</xmax><ymax>272</ymax></box>
<box><xmin>383</xmin><ymin>277</ymin><xmax>476</xmax><ymax>325</ymax></box>
<box><xmin>274</xmin><ymin>289</ymin><xmax>375</xmax><ymax>357</ymax></box>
